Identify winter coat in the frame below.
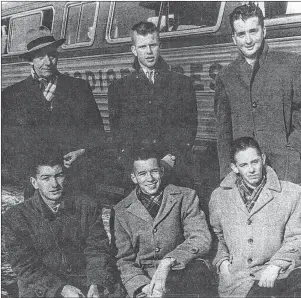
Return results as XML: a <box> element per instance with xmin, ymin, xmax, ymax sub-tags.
<box><xmin>113</xmin><ymin>184</ymin><xmax>211</xmax><ymax>297</ymax></box>
<box><xmin>209</xmin><ymin>166</ymin><xmax>301</xmax><ymax>297</ymax></box>
<box><xmin>215</xmin><ymin>42</ymin><xmax>301</xmax><ymax>183</ymax></box>
<box><xmin>3</xmin><ymin>191</ymin><xmax>117</xmax><ymax>298</ymax></box>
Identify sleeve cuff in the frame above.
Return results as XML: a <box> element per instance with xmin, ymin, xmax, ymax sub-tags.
<box><xmin>124</xmin><ymin>275</ymin><xmax>151</xmax><ymax>298</ymax></box>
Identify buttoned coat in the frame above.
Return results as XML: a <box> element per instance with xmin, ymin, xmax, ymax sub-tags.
<box><xmin>3</xmin><ymin>191</ymin><xmax>117</xmax><ymax>298</ymax></box>
<box><xmin>209</xmin><ymin>166</ymin><xmax>301</xmax><ymax>298</ymax></box>
<box><xmin>215</xmin><ymin>43</ymin><xmax>301</xmax><ymax>183</ymax></box>
<box><xmin>113</xmin><ymin>184</ymin><xmax>211</xmax><ymax>297</ymax></box>
<box><xmin>2</xmin><ymin>73</ymin><xmax>105</xmax><ymax>180</ymax></box>
<box><xmin>108</xmin><ymin>57</ymin><xmax>198</xmax><ymax>159</ymax></box>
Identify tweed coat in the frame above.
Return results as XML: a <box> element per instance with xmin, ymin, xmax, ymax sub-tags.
<box><xmin>2</xmin><ymin>191</ymin><xmax>118</xmax><ymax>298</ymax></box>
<box><xmin>215</xmin><ymin>43</ymin><xmax>301</xmax><ymax>183</ymax></box>
<box><xmin>2</xmin><ymin>73</ymin><xmax>105</xmax><ymax>180</ymax></box>
<box><xmin>209</xmin><ymin>166</ymin><xmax>301</xmax><ymax>298</ymax></box>
<box><xmin>108</xmin><ymin>57</ymin><xmax>198</xmax><ymax>160</ymax></box>
<box><xmin>113</xmin><ymin>184</ymin><xmax>211</xmax><ymax>297</ymax></box>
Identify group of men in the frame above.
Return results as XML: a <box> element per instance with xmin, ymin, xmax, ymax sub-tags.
<box><xmin>2</xmin><ymin>3</ymin><xmax>301</xmax><ymax>298</ymax></box>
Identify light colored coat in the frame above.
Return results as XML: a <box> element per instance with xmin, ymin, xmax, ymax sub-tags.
<box><xmin>209</xmin><ymin>166</ymin><xmax>301</xmax><ymax>297</ymax></box>
<box><xmin>113</xmin><ymin>184</ymin><xmax>211</xmax><ymax>297</ymax></box>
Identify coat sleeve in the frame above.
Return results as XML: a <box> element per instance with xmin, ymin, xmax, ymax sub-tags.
<box><xmin>83</xmin><ymin>201</ymin><xmax>117</xmax><ymax>289</ymax></box>
<box><xmin>165</xmin><ymin>77</ymin><xmax>198</xmax><ymax>157</ymax></box>
<box><xmin>164</xmin><ymin>190</ymin><xmax>212</xmax><ymax>269</ymax></box>
<box><xmin>3</xmin><ymin>210</ymin><xmax>66</xmax><ymax>298</ymax></box>
<box><xmin>267</xmin><ymin>190</ymin><xmax>301</xmax><ymax>272</ymax></box>
<box><xmin>113</xmin><ymin>214</ymin><xmax>151</xmax><ymax>298</ymax></box>
<box><xmin>214</xmin><ymin>74</ymin><xmax>233</xmax><ymax>180</ymax></box>
<box><xmin>209</xmin><ymin>190</ymin><xmax>231</xmax><ymax>270</ymax></box>
<box><xmin>287</xmin><ymin>54</ymin><xmax>301</xmax><ymax>153</ymax></box>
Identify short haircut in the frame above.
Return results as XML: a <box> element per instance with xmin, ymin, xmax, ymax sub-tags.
<box><xmin>229</xmin><ymin>3</ymin><xmax>264</xmax><ymax>33</ymax></box>
<box><xmin>230</xmin><ymin>137</ymin><xmax>262</xmax><ymax>163</ymax></box>
<box><xmin>130</xmin><ymin>147</ymin><xmax>161</xmax><ymax>170</ymax></box>
<box><xmin>130</xmin><ymin>21</ymin><xmax>159</xmax><ymax>43</ymax></box>
<box><xmin>29</xmin><ymin>148</ymin><xmax>64</xmax><ymax>177</ymax></box>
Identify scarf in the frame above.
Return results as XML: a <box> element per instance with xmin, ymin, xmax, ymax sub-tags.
<box><xmin>236</xmin><ymin>173</ymin><xmax>266</xmax><ymax>213</ymax></box>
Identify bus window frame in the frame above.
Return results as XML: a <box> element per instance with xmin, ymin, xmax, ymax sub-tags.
<box><xmin>61</xmin><ymin>1</ymin><xmax>99</xmax><ymax>49</ymax></box>
<box><xmin>265</xmin><ymin>14</ymin><xmax>301</xmax><ymax>26</ymax></box>
<box><xmin>3</xmin><ymin>5</ymin><xmax>55</xmax><ymax>56</ymax></box>
<box><xmin>105</xmin><ymin>1</ymin><xmax>226</xmax><ymax>44</ymax></box>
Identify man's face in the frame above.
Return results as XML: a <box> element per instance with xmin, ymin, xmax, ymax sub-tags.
<box><xmin>31</xmin><ymin>164</ymin><xmax>65</xmax><ymax>203</ymax></box>
<box><xmin>131</xmin><ymin>158</ymin><xmax>163</xmax><ymax>195</ymax></box>
<box><xmin>231</xmin><ymin>147</ymin><xmax>266</xmax><ymax>188</ymax></box>
<box><xmin>131</xmin><ymin>32</ymin><xmax>160</xmax><ymax>71</ymax></box>
<box><xmin>31</xmin><ymin>45</ymin><xmax>58</xmax><ymax>78</ymax></box>
<box><xmin>232</xmin><ymin>16</ymin><xmax>266</xmax><ymax>60</ymax></box>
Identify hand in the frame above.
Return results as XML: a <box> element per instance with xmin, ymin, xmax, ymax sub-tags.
<box><xmin>64</xmin><ymin>149</ymin><xmax>85</xmax><ymax>168</ymax></box>
<box><xmin>141</xmin><ymin>284</ymin><xmax>163</xmax><ymax>298</ymax></box>
<box><xmin>219</xmin><ymin>260</ymin><xmax>232</xmax><ymax>287</ymax></box>
<box><xmin>87</xmin><ymin>284</ymin><xmax>99</xmax><ymax>298</ymax></box>
<box><xmin>258</xmin><ymin>265</ymin><xmax>281</xmax><ymax>288</ymax></box>
<box><xmin>161</xmin><ymin>154</ymin><xmax>176</xmax><ymax>168</ymax></box>
<box><xmin>61</xmin><ymin>285</ymin><xmax>85</xmax><ymax>298</ymax></box>
<box><xmin>148</xmin><ymin>258</ymin><xmax>174</xmax><ymax>296</ymax></box>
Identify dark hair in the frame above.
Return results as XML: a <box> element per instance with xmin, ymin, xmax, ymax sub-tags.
<box><xmin>229</xmin><ymin>3</ymin><xmax>264</xmax><ymax>33</ymax></box>
<box><xmin>131</xmin><ymin>147</ymin><xmax>161</xmax><ymax>164</ymax></box>
<box><xmin>131</xmin><ymin>21</ymin><xmax>159</xmax><ymax>42</ymax></box>
<box><xmin>29</xmin><ymin>148</ymin><xmax>64</xmax><ymax>177</ymax></box>
<box><xmin>231</xmin><ymin>137</ymin><xmax>262</xmax><ymax>163</ymax></box>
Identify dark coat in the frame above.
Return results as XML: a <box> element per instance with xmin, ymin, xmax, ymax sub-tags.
<box><xmin>108</xmin><ymin>57</ymin><xmax>198</xmax><ymax>159</ymax></box>
<box><xmin>2</xmin><ymin>191</ymin><xmax>117</xmax><ymax>298</ymax></box>
<box><xmin>215</xmin><ymin>43</ymin><xmax>301</xmax><ymax>183</ymax></box>
<box><xmin>2</xmin><ymin>73</ymin><xmax>105</xmax><ymax>180</ymax></box>
<box><xmin>113</xmin><ymin>184</ymin><xmax>212</xmax><ymax>297</ymax></box>
<box><xmin>209</xmin><ymin>166</ymin><xmax>301</xmax><ymax>297</ymax></box>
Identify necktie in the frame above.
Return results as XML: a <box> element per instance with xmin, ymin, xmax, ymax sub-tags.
<box><xmin>146</xmin><ymin>70</ymin><xmax>155</xmax><ymax>83</ymax></box>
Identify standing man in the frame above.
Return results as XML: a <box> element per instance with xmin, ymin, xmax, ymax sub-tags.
<box><xmin>108</xmin><ymin>21</ymin><xmax>198</xmax><ymax>190</ymax></box>
<box><xmin>3</xmin><ymin>149</ymin><xmax>125</xmax><ymax>298</ymax></box>
<box><xmin>215</xmin><ymin>3</ymin><xmax>301</xmax><ymax>183</ymax></box>
<box><xmin>209</xmin><ymin>137</ymin><xmax>301</xmax><ymax>298</ymax></box>
<box><xmin>113</xmin><ymin>148</ymin><xmax>214</xmax><ymax>298</ymax></box>
<box><xmin>2</xmin><ymin>26</ymin><xmax>105</xmax><ymax>193</ymax></box>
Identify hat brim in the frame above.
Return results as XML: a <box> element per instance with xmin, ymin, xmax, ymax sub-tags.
<box><xmin>20</xmin><ymin>38</ymin><xmax>66</xmax><ymax>60</ymax></box>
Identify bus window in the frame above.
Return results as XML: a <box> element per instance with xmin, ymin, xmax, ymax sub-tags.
<box><xmin>109</xmin><ymin>2</ymin><xmax>160</xmax><ymax>40</ymax></box>
<box><xmin>256</xmin><ymin>1</ymin><xmax>301</xmax><ymax>24</ymax></box>
<box><xmin>62</xmin><ymin>2</ymin><xmax>98</xmax><ymax>48</ymax></box>
<box><xmin>159</xmin><ymin>2</ymin><xmax>221</xmax><ymax>32</ymax></box>
<box><xmin>107</xmin><ymin>1</ymin><xmax>224</xmax><ymax>42</ymax></box>
<box><xmin>6</xmin><ymin>7</ymin><xmax>53</xmax><ymax>54</ymax></box>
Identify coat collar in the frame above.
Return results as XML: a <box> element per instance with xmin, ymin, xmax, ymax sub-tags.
<box><xmin>124</xmin><ymin>184</ymin><xmax>182</xmax><ymax>226</ymax></box>
<box><xmin>132</xmin><ymin>56</ymin><xmax>170</xmax><ymax>72</ymax></box>
<box><xmin>220</xmin><ymin>166</ymin><xmax>282</xmax><ymax>216</ymax></box>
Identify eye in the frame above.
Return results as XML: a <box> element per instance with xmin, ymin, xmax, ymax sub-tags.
<box><xmin>151</xmin><ymin>169</ymin><xmax>159</xmax><ymax>174</ymax></box>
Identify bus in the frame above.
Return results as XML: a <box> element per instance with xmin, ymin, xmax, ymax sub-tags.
<box><xmin>2</xmin><ymin>1</ymin><xmax>301</xmax><ymax>192</ymax></box>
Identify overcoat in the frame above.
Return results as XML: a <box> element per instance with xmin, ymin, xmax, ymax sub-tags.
<box><xmin>113</xmin><ymin>184</ymin><xmax>211</xmax><ymax>297</ymax></box>
<box><xmin>3</xmin><ymin>191</ymin><xmax>117</xmax><ymax>298</ymax></box>
<box><xmin>215</xmin><ymin>43</ymin><xmax>301</xmax><ymax>183</ymax></box>
<box><xmin>209</xmin><ymin>166</ymin><xmax>301</xmax><ymax>297</ymax></box>
<box><xmin>2</xmin><ymin>73</ymin><xmax>105</xmax><ymax>180</ymax></box>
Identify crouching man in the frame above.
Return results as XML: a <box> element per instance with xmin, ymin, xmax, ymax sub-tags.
<box><xmin>209</xmin><ymin>137</ymin><xmax>301</xmax><ymax>298</ymax></box>
<box><xmin>3</xmin><ymin>149</ymin><xmax>125</xmax><ymax>298</ymax></box>
<box><xmin>113</xmin><ymin>148</ymin><xmax>214</xmax><ymax>298</ymax></box>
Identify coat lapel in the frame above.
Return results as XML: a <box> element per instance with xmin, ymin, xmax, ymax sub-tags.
<box><xmin>153</xmin><ymin>185</ymin><xmax>180</xmax><ymax>228</ymax></box>
<box><xmin>126</xmin><ymin>192</ymin><xmax>153</xmax><ymax>224</ymax></box>
<box><xmin>249</xmin><ymin>188</ymin><xmax>274</xmax><ymax>217</ymax></box>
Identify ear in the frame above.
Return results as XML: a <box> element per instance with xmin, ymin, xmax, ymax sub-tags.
<box><xmin>232</xmin><ymin>34</ymin><xmax>237</xmax><ymax>46</ymax></box>
<box><xmin>231</xmin><ymin>163</ymin><xmax>239</xmax><ymax>174</ymax></box>
<box><xmin>263</xmin><ymin>26</ymin><xmax>266</xmax><ymax>38</ymax></box>
<box><xmin>131</xmin><ymin>172</ymin><xmax>138</xmax><ymax>184</ymax></box>
<box><xmin>160</xmin><ymin>166</ymin><xmax>164</xmax><ymax>177</ymax></box>
<box><xmin>262</xmin><ymin>153</ymin><xmax>266</xmax><ymax>165</ymax></box>
<box><xmin>131</xmin><ymin>45</ymin><xmax>138</xmax><ymax>57</ymax></box>
<box><xmin>30</xmin><ymin>176</ymin><xmax>39</xmax><ymax>190</ymax></box>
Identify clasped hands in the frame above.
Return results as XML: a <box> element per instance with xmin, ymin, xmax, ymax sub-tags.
<box><xmin>141</xmin><ymin>258</ymin><xmax>174</xmax><ymax>298</ymax></box>
<box><xmin>61</xmin><ymin>284</ymin><xmax>99</xmax><ymax>298</ymax></box>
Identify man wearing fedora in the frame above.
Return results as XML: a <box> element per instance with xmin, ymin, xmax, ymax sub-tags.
<box><xmin>2</xmin><ymin>26</ymin><xmax>105</xmax><ymax>195</ymax></box>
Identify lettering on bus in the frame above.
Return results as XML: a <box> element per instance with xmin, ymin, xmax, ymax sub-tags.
<box><xmin>63</xmin><ymin>62</ymin><xmax>224</xmax><ymax>91</ymax></box>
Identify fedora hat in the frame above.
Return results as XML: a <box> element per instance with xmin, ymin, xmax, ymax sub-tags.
<box><xmin>20</xmin><ymin>26</ymin><xmax>65</xmax><ymax>60</ymax></box>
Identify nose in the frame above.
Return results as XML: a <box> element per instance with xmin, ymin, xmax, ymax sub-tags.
<box><xmin>245</xmin><ymin>33</ymin><xmax>252</xmax><ymax>44</ymax></box>
<box><xmin>145</xmin><ymin>171</ymin><xmax>155</xmax><ymax>181</ymax></box>
<box><xmin>43</xmin><ymin>54</ymin><xmax>51</xmax><ymax>64</ymax></box>
<box><xmin>50</xmin><ymin>177</ymin><xmax>59</xmax><ymax>188</ymax></box>
<box><xmin>248</xmin><ymin>164</ymin><xmax>255</xmax><ymax>173</ymax></box>
<box><xmin>146</xmin><ymin>45</ymin><xmax>153</xmax><ymax>54</ymax></box>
